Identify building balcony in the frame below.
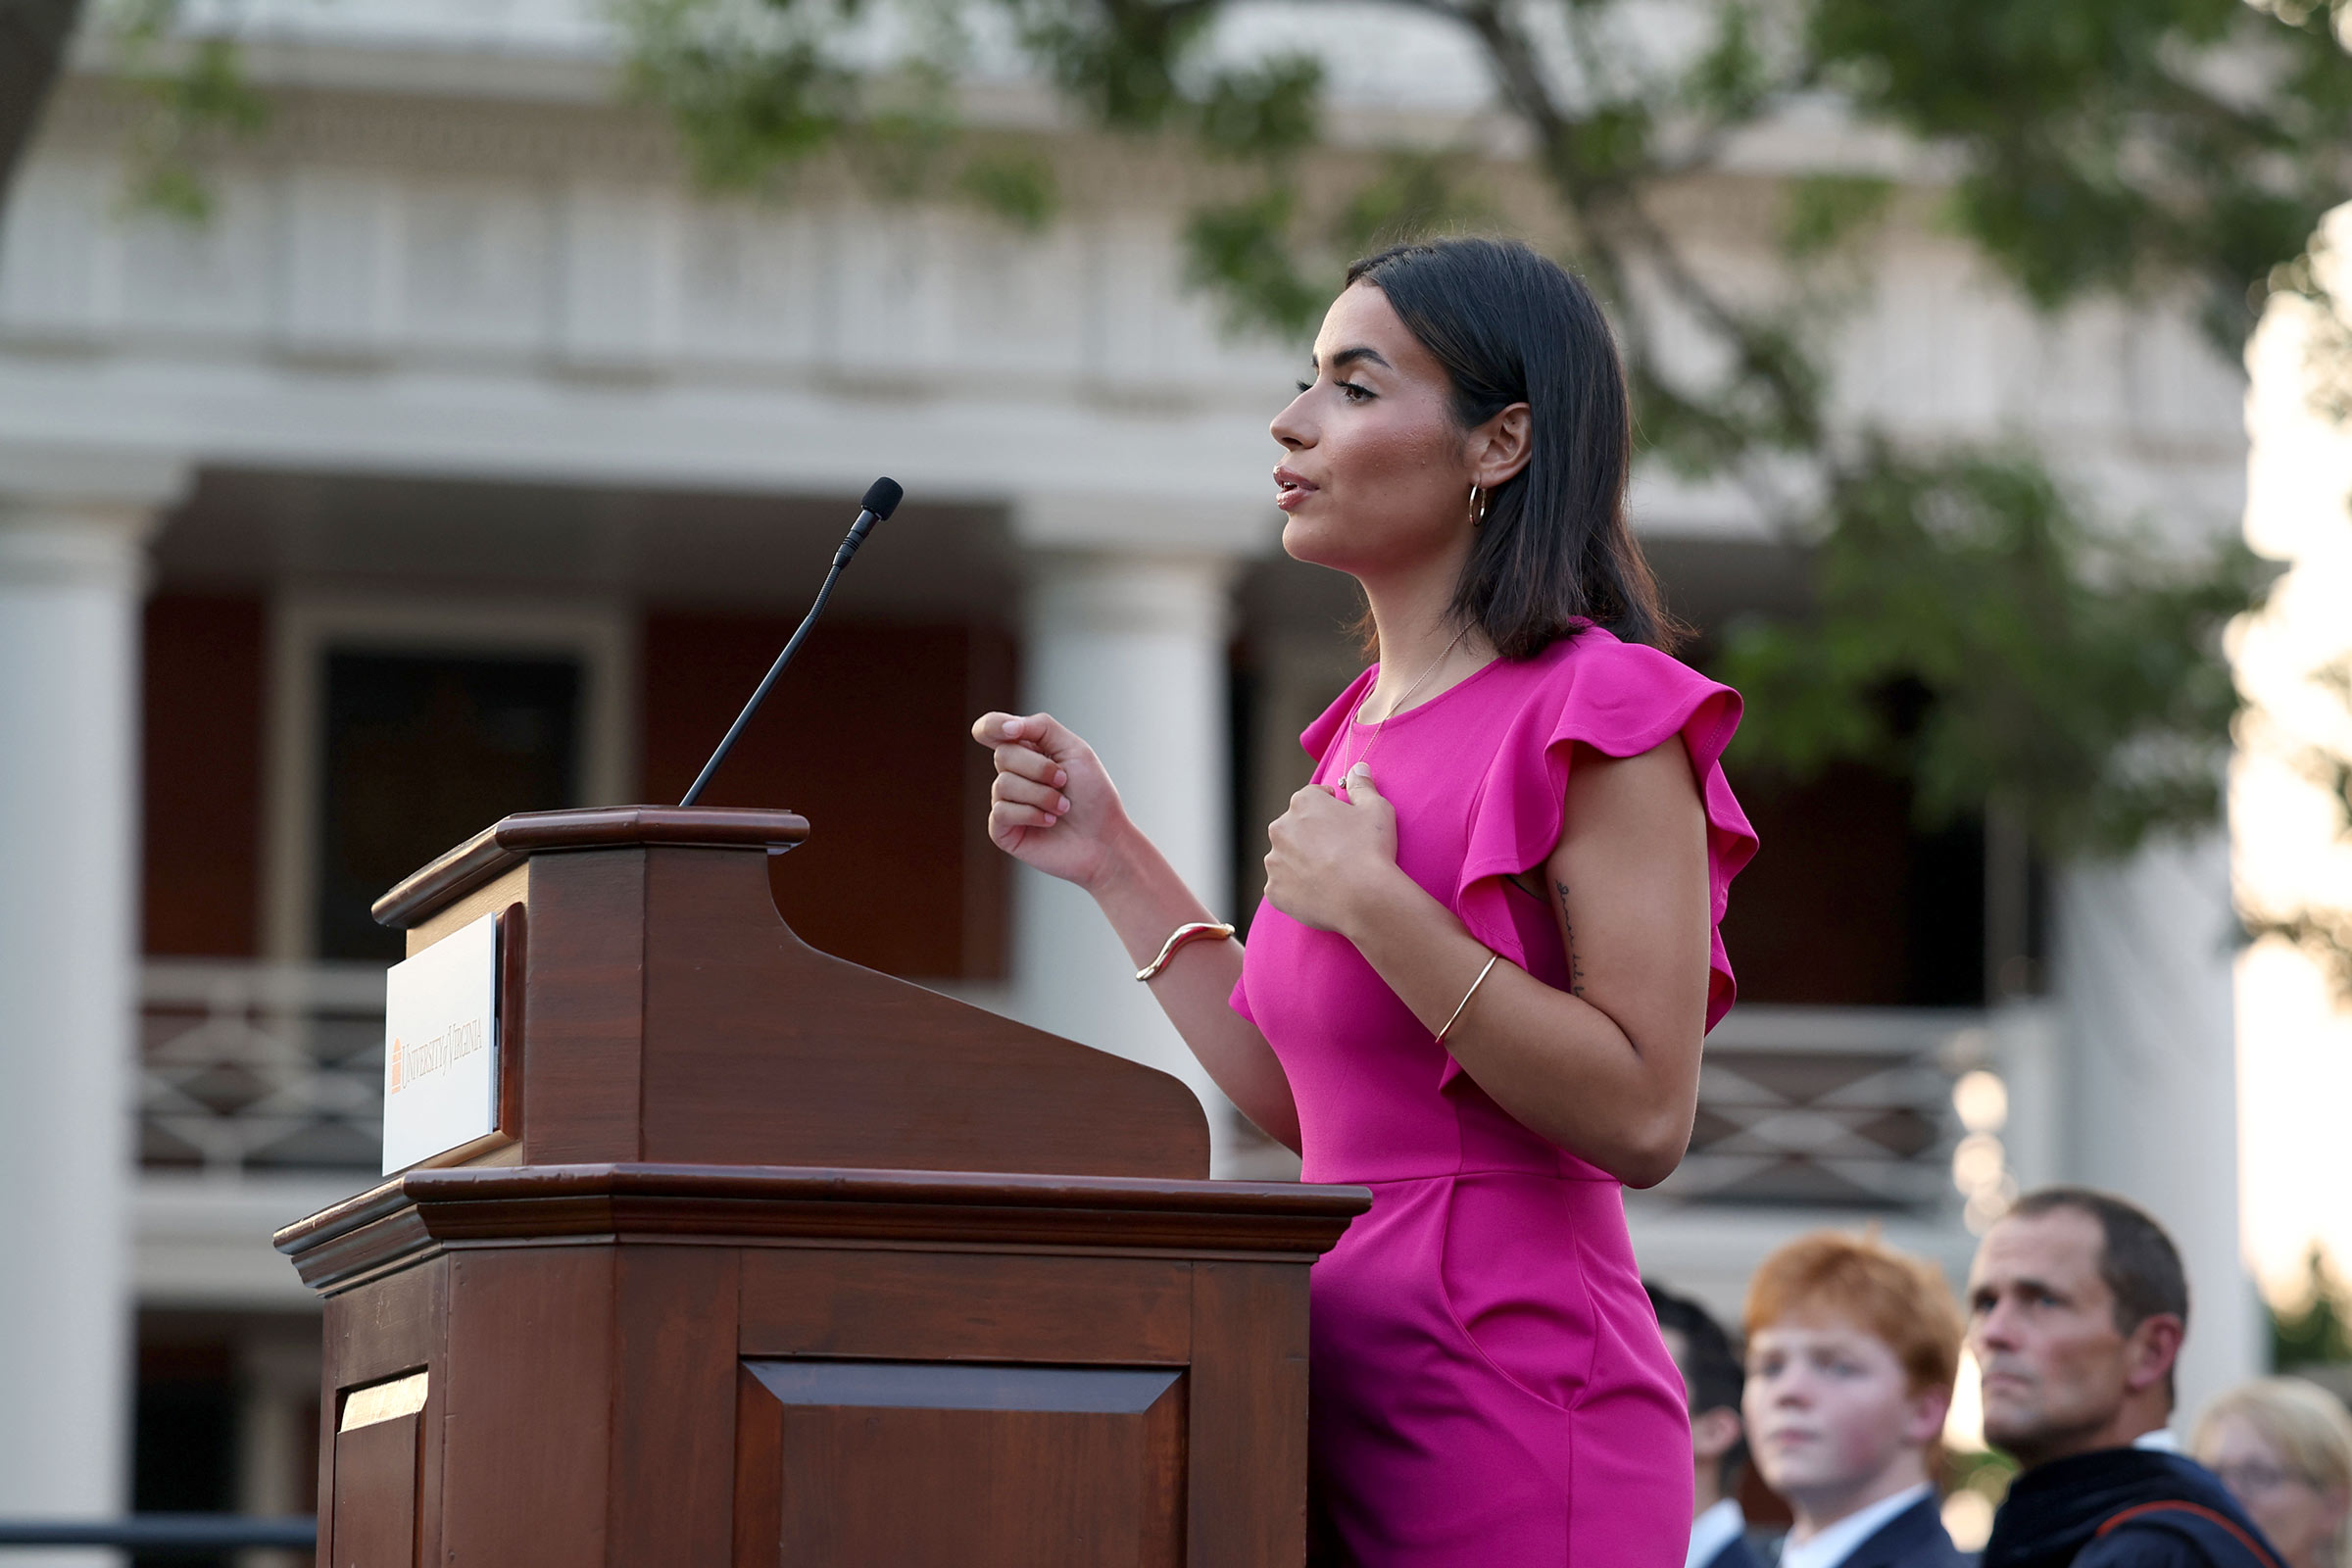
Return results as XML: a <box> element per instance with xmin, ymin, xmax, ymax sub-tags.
<box><xmin>1630</xmin><ymin>1004</ymin><xmax>2020</xmax><ymax>1315</ymax></box>
<box><xmin>134</xmin><ymin>962</ymin><xmax>1999</xmax><ymax>1310</ymax></box>
<box><xmin>136</xmin><ymin>960</ymin><xmax>386</xmax><ymax>1308</ymax></box>
<box><xmin>1656</xmin><ymin>1004</ymin><xmax>1984</xmax><ymax>1214</ymax></box>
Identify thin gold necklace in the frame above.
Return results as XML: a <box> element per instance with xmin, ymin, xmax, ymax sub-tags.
<box><xmin>1343</xmin><ymin>626</ymin><xmax>1469</xmax><ymax>780</ymax></box>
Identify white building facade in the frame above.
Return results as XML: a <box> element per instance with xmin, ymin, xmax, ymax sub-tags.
<box><xmin>0</xmin><ymin>4</ymin><xmax>2259</xmax><ymax>1535</ymax></box>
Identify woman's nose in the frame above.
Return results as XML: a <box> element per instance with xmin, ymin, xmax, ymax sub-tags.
<box><xmin>1269</xmin><ymin>394</ymin><xmax>1313</xmax><ymax>451</ymax></box>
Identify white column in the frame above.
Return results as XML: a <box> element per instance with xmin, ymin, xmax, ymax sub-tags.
<box><xmin>2055</xmin><ymin>830</ymin><xmax>2262</xmax><ymax>1426</ymax></box>
<box><xmin>1989</xmin><ymin>1001</ymin><xmax>2065</xmax><ymax>1196</ymax></box>
<box><xmin>1010</xmin><ymin>548</ymin><xmax>1250</xmax><ymax>1172</ymax></box>
<box><xmin>237</xmin><ymin>1323</ymin><xmax>323</xmax><ymax>1568</ymax></box>
<box><xmin>0</xmin><ymin>446</ymin><xmax>183</xmax><ymax>1557</ymax></box>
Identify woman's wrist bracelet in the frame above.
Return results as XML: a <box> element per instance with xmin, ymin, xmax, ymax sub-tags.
<box><xmin>1437</xmin><ymin>952</ymin><xmax>1501</xmax><ymax>1042</ymax></box>
<box><xmin>1135</xmin><ymin>920</ymin><xmax>1236</xmax><ymax>982</ymax></box>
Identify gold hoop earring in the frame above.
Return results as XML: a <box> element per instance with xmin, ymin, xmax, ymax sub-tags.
<box><xmin>1468</xmin><ymin>484</ymin><xmax>1489</xmax><ymax>528</ymax></box>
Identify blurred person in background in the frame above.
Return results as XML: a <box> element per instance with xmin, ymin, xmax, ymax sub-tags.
<box><xmin>2193</xmin><ymin>1378</ymin><xmax>2352</xmax><ymax>1568</ymax></box>
<box><xmin>1972</xmin><ymin>1188</ymin><xmax>2279</xmax><ymax>1568</ymax></box>
<box><xmin>1740</xmin><ymin>1232</ymin><xmax>1969</xmax><ymax>1568</ymax></box>
<box><xmin>1649</xmin><ymin>1280</ymin><xmax>1765</xmax><ymax>1568</ymax></box>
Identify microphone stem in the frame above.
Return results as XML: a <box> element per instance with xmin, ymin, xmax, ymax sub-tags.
<box><xmin>678</xmin><ymin>552</ymin><xmax>851</xmax><ymax>808</ymax></box>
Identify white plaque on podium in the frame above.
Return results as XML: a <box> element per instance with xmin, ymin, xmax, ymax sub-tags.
<box><xmin>380</xmin><ymin>911</ymin><xmax>500</xmax><ymax>1175</ymax></box>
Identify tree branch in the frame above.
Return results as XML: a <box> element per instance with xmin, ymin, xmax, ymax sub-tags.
<box><xmin>0</xmin><ymin>0</ymin><xmax>85</xmax><ymax>196</ymax></box>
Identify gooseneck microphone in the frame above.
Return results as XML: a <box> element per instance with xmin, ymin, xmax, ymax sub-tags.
<box><xmin>679</xmin><ymin>476</ymin><xmax>904</xmax><ymax>807</ymax></box>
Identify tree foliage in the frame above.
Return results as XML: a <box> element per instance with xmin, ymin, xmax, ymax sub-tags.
<box><xmin>612</xmin><ymin>0</ymin><xmax>2347</xmax><ymax>869</ymax></box>
<box><xmin>74</xmin><ymin>0</ymin><xmax>2352</xmax><ymax>879</ymax></box>
<box><xmin>113</xmin><ymin>0</ymin><xmax>271</xmax><ymax>220</ymax></box>
<box><xmin>2272</xmin><ymin>1245</ymin><xmax>2352</xmax><ymax>1367</ymax></box>
<box><xmin>0</xmin><ymin>0</ymin><xmax>88</xmax><ymax>195</ymax></box>
<box><xmin>9</xmin><ymin>0</ymin><xmax>275</xmax><ymax>221</ymax></box>
<box><xmin>1721</xmin><ymin>443</ymin><xmax>2267</xmax><ymax>857</ymax></box>
<box><xmin>1808</xmin><ymin>0</ymin><xmax>2352</xmax><ymax>343</ymax></box>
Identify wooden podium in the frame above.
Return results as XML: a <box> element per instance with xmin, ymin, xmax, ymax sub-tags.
<box><xmin>274</xmin><ymin>807</ymin><xmax>1366</xmax><ymax>1567</ymax></box>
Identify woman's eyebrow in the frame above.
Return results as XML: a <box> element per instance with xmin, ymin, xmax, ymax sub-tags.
<box><xmin>1308</xmin><ymin>345</ymin><xmax>1393</xmax><ymax>376</ymax></box>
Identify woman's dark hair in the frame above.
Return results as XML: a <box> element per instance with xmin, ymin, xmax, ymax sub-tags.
<box><xmin>1346</xmin><ymin>236</ymin><xmax>1678</xmax><ymax>657</ymax></box>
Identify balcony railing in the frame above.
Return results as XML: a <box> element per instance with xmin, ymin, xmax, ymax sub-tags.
<box><xmin>0</xmin><ymin>1515</ymin><xmax>317</xmax><ymax>1553</ymax></box>
<box><xmin>140</xmin><ymin>960</ymin><xmax>389</xmax><ymax>1174</ymax></box>
<box><xmin>1650</xmin><ymin>1004</ymin><xmax>1982</xmax><ymax>1215</ymax></box>
<box><xmin>138</xmin><ymin>964</ymin><xmax>1985</xmax><ymax>1217</ymax></box>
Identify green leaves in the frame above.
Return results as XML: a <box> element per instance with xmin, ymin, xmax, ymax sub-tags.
<box><xmin>2271</xmin><ymin>1246</ymin><xmax>2352</xmax><ymax>1367</ymax></box>
<box><xmin>1008</xmin><ymin>0</ymin><xmax>1217</xmax><ymax>132</ymax></box>
<box><xmin>1183</xmin><ymin>186</ymin><xmax>1325</xmax><ymax>337</ymax></box>
<box><xmin>1681</xmin><ymin>1</ymin><xmax>1780</xmax><ymax>122</ymax></box>
<box><xmin>1715</xmin><ymin>442</ymin><xmax>2270</xmax><ymax>858</ymax></box>
<box><xmin>608</xmin><ymin>0</ymin><xmax>2326</xmax><ymax>875</ymax></box>
<box><xmin>620</xmin><ymin>0</ymin><xmax>874</xmax><ymax>185</ymax></box>
<box><xmin>623</xmin><ymin>0</ymin><xmax>1073</xmax><ymax>226</ymax></box>
<box><xmin>79</xmin><ymin>0</ymin><xmax>2344</xmax><ymax>956</ymax></box>
<box><xmin>626</xmin><ymin>0</ymin><xmax>1332</xmax><ymax>236</ymax></box>
<box><xmin>632</xmin><ymin>37</ymin><xmax>860</xmax><ymax>187</ymax></box>
<box><xmin>1336</xmin><ymin>152</ymin><xmax>1493</xmax><ymax>257</ymax></box>
<box><xmin>1560</xmin><ymin>102</ymin><xmax>1655</xmax><ymax>186</ymax></box>
<box><xmin>1183</xmin><ymin>152</ymin><xmax>1493</xmax><ymax>337</ymax></box>
<box><xmin>1196</xmin><ymin>55</ymin><xmax>1323</xmax><ymax>162</ymax></box>
<box><xmin>956</xmin><ymin>151</ymin><xmax>1060</xmax><ymax>229</ymax></box>
<box><xmin>1780</xmin><ymin>174</ymin><xmax>1894</xmax><ymax>260</ymax></box>
<box><xmin>1808</xmin><ymin>0</ymin><xmax>2352</xmax><ymax>340</ymax></box>
<box><xmin>111</xmin><ymin>0</ymin><xmax>272</xmax><ymax>221</ymax></box>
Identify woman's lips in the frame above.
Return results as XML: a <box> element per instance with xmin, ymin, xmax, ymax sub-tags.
<box><xmin>1274</xmin><ymin>466</ymin><xmax>1318</xmax><ymax>512</ymax></box>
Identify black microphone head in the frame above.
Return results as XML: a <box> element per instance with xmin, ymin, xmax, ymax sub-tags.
<box><xmin>860</xmin><ymin>477</ymin><xmax>904</xmax><ymax>521</ymax></box>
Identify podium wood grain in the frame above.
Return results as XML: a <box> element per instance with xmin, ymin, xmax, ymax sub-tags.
<box><xmin>281</xmin><ymin>808</ymin><xmax>1367</xmax><ymax>1567</ymax></box>
<box><xmin>329</xmin><ymin>1415</ymin><xmax>419</xmax><ymax>1568</ymax></box>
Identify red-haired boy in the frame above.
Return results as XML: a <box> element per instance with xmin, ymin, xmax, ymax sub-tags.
<box><xmin>1743</xmin><ymin>1232</ymin><xmax>1969</xmax><ymax>1568</ymax></box>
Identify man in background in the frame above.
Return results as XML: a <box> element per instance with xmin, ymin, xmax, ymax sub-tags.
<box><xmin>1743</xmin><ymin>1232</ymin><xmax>1969</xmax><ymax>1568</ymax></box>
<box><xmin>1650</xmin><ymin>1280</ymin><xmax>1763</xmax><ymax>1568</ymax></box>
<box><xmin>1973</xmin><ymin>1187</ymin><xmax>2279</xmax><ymax>1568</ymax></box>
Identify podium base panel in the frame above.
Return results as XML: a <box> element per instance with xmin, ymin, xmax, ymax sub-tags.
<box><xmin>279</xmin><ymin>1162</ymin><xmax>1369</xmax><ymax>1568</ymax></box>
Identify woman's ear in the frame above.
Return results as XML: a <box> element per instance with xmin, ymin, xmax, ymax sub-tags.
<box><xmin>1470</xmin><ymin>402</ymin><xmax>1534</xmax><ymax>489</ymax></box>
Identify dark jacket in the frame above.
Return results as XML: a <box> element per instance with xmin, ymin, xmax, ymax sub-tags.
<box><xmin>1982</xmin><ymin>1448</ymin><xmax>2283</xmax><ymax>1568</ymax></box>
<box><xmin>1704</xmin><ymin>1534</ymin><xmax>1766</xmax><ymax>1568</ymax></box>
<box><xmin>1844</xmin><ymin>1494</ymin><xmax>1971</xmax><ymax>1568</ymax></box>
<box><xmin>1747</xmin><ymin>1494</ymin><xmax>1968</xmax><ymax>1568</ymax></box>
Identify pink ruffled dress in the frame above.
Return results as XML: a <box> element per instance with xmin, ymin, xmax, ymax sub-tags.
<box><xmin>1231</xmin><ymin>627</ymin><xmax>1758</xmax><ymax>1567</ymax></box>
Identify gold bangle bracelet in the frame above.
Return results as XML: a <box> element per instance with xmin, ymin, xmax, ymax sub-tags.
<box><xmin>1135</xmin><ymin>920</ymin><xmax>1236</xmax><ymax>982</ymax></box>
<box><xmin>1437</xmin><ymin>953</ymin><xmax>1501</xmax><ymax>1042</ymax></box>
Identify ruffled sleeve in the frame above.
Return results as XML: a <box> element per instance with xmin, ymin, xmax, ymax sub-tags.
<box><xmin>1449</xmin><ymin>631</ymin><xmax>1757</xmax><ymax>1068</ymax></box>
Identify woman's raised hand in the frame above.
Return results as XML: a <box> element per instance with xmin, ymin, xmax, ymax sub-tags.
<box><xmin>1263</xmin><ymin>761</ymin><xmax>1404</xmax><ymax>936</ymax></box>
<box><xmin>969</xmin><ymin>711</ymin><xmax>1131</xmax><ymax>892</ymax></box>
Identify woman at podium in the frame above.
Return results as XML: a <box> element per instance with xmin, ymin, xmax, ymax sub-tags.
<box><xmin>973</xmin><ymin>236</ymin><xmax>1757</xmax><ymax>1567</ymax></box>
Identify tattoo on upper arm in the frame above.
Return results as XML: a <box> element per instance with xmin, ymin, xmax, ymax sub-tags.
<box><xmin>1555</xmin><ymin>879</ymin><xmax>1587</xmax><ymax>997</ymax></box>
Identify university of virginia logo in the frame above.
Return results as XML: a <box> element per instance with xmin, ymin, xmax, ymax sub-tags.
<box><xmin>385</xmin><ymin>1020</ymin><xmax>481</xmax><ymax>1098</ymax></box>
<box><xmin>379</xmin><ymin>909</ymin><xmax>500</xmax><ymax>1174</ymax></box>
